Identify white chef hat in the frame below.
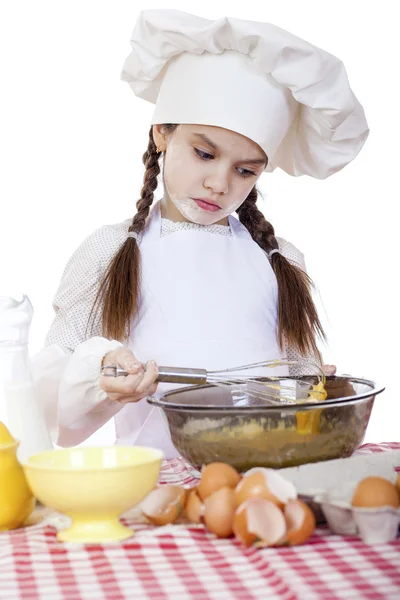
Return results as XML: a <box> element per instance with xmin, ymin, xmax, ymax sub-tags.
<box><xmin>121</xmin><ymin>9</ymin><xmax>369</xmax><ymax>179</ymax></box>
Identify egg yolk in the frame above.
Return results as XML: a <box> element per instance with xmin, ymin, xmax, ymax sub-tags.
<box><xmin>296</xmin><ymin>381</ymin><xmax>327</xmax><ymax>435</ymax></box>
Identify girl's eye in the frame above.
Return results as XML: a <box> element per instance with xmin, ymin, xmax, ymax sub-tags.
<box><xmin>194</xmin><ymin>147</ymin><xmax>256</xmax><ymax>178</ymax></box>
<box><xmin>194</xmin><ymin>148</ymin><xmax>214</xmax><ymax>160</ymax></box>
<box><xmin>237</xmin><ymin>168</ymin><xmax>256</xmax><ymax>178</ymax></box>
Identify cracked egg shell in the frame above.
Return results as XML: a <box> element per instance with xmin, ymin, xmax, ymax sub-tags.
<box><xmin>197</xmin><ymin>462</ymin><xmax>241</xmax><ymax>501</ymax></box>
<box><xmin>284</xmin><ymin>499</ymin><xmax>316</xmax><ymax>545</ymax></box>
<box><xmin>235</xmin><ymin>468</ymin><xmax>297</xmax><ymax>509</ymax></box>
<box><xmin>233</xmin><ymin>498</ymin><xmax>287</xmax><ymax>547</ymax></box>
<box><xmin>141</xmin><ymin>485</ymin><xmax>188</xmax><ymax>526</ymax></box>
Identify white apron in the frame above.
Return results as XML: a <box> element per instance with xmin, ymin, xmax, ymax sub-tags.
<box><xmin>114</xmin><ymin>202</ymin><xmax>288</xmax><ymax>457</ymax></box>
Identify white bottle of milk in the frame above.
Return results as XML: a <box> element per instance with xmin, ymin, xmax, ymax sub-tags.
<box><xmin>0</xmin><ymin>294</ymin><xmax>53</xmax><ymax>462</ymax></box>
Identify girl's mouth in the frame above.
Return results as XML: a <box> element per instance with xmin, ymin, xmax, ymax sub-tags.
<box><xmin>192</xmin><ymin>198</ymin><xmax>221</xmax><ymax>212</ymax></box>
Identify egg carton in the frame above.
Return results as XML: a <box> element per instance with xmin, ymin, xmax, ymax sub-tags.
<box><xmin>278</xmin><ymin>450</ymin><xmax>400</xmax><ymax>543</ymax></box>
<box><xmin>313</xmin><ymin>488</ymin><xmax>400</xmax><ymax>544</ymax></box>
<box><xmin>278</xmin><ymin>450</ymin><xmax>400</xmax><ymax>496</ymax></box>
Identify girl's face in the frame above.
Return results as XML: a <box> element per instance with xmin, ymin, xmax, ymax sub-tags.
<box><xmin>155</xmin><ymin>124</ymin><xmax>267</xmax><ymax>226</ymax></box>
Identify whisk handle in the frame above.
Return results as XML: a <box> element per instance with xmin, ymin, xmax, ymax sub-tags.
<box><xmin>101</xmin><ymin>364</ymin><xmax>207</xmax><ymax>385</ymax></box>
<box><xmin>157</xmin><ymin>366</ymin><xmax>207</xmax><ymax>385</ymax></box>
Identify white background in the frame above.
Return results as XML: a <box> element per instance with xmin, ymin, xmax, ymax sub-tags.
<box><xmin>0</xmin><ymin>1</ymin><xmax>398</xmax><ymax>445</ymax></box>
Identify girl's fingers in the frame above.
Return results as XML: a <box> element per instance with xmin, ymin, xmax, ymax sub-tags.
<box><xmin>109</xmin><ymin>382</ymin><xmax>159</xmax><ymax>404</ymax></box>
<box><xmin>100</xmin><ymin>365</ymin><xmax>158</xmax><ymax>397</ymax></box>
<box><xmin>100</xmin><ymin>352</ymin><xmax>158</xmax><ymax>401</ymax></box>
<box><xmin>100</xmin><ymin>371</ymin><xmax>144</xmax><ymax>395</ymax></box>
<box><xmin>118</xmin><ymin>351</ymin><xmax>144</xmax><ymax>374</ymax></box>
<box><xmin>114</xmin><ymin>383</ymin><xmax>157</xmax><ymax>404</ymax></box>
<box><xmin>135</xmin><ymin>360</ymin><xmax>159</xmax><ymax>394</ymax></box>
<box><xmin>322</xmin><ymin>364</ymin><xmax>337</xmax><ymax>376</ymax></box>
<box><xmin>146</xmin><ymin>382</ymin><xmax>158</xmax><ymax>396</ymax></box>
<box><xmin>103</xmin><ymin>348</ymin><xmax>143</xmax><ymax>374</ymax></box>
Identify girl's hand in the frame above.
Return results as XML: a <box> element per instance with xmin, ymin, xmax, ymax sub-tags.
<box><xmin>100</xmin><ymin>347</ymin><xmax>158</xmax><ymax>403</ymax></box>
<box><xmin>321</xmin><ymin>365</ymin><xmax>357</xmax><ymax>397</ymax></box>
<box><xmin>322</xmin><ymin>364</ymin><xmax>337</xmax><ymax>376</ymax></box>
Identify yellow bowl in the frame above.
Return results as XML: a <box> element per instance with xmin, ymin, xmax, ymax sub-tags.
<box><xmin>23</xmin><ymin>446</ymin><xmax>163</xmax><ymax>543</ymax></box>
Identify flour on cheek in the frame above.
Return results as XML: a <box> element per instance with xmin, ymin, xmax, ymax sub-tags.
<box><xmin>164</xmin><ymin>140</ymin><xmax>247</xmax><ymax>225</ymax></box>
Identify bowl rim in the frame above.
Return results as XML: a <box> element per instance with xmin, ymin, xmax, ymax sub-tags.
<box><xmin>22</xmin><ymin>445</ymin><xmax>164</xmax><ymax>472</ymax></box>
<box><xmin>147</xmin><ymin>375</ymin><xmax>386</xmax><ymax>411</ymax></box>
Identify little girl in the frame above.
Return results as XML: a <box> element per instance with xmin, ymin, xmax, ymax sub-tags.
<box><xmin>32</xmin><ymin>9</ymin><xmax>368</xmax><ymax>456</ymax></box>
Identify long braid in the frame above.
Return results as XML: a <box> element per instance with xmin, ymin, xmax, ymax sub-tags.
<box><xmin>89</xmin><ymin>127</ymin><xmax>161</xmax><ymax>341</ymax></box>
<box><xmin>237</xmin><ymin>187</ymin><xmax>279</xmax><ymax>252</ymax></box>
<box><xmin>129</xmin><ymin>128</ymin><xmax>161</xmax><ymax>235</ymax></box>
<box><xmin>237</xmin><ymin>187</ymin><xmax>325</xmax><ymax>356</ymax></box>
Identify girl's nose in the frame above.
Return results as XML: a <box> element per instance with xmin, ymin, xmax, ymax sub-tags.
<box><xmin>204</xmin><ymin>170</ymin><xmax>229</xmax><ymax>195</ymax></box>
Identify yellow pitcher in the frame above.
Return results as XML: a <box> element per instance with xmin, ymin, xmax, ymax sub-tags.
<box><xmin>0</xmin><ymin>422</ymin><xmax>35</xmax><ymax>531</ymax></box>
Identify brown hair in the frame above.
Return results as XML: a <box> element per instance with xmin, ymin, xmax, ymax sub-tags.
<box><xmin>90</xmin><ymin>124</ymin><xmax>325</xmax><ymax>356</ymax></box>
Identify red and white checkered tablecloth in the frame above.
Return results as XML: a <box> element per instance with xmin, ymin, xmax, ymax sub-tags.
<box><xmin>1</xmin><ymin>443</ymin><xmax>400</xmax><ymax>600</ymax></box>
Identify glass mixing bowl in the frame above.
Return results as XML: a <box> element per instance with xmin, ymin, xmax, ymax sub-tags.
<box><xmin>148</xmin><ymin>376</ymin><xmax>385</xmax><ymax>471</ymax></box>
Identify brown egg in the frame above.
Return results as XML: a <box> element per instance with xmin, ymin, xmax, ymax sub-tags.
<box><xmin>235</xmin><ymin>468</ymin><xmax>297</xmax><ymax>509</ymax></box>
<box><xmin>197</xmin><ymin>462</ymin><xmax>241</xmax><ymax>501</ymax></box>
<box><xmin>203</xmin><ymin>487</ymin><xmax>236</xmax><ymax>538</ymax></box>
<box><xmin>352</xmin><ymin>476</ymin><xmax>400</xmax><ymax>509</ymax></box>
<box><xmin>141</xmin><ymin>485</ymin><xmax>188</xmax><ymax>525</ymax></box>
<box><xmin>284</xmin><ymin>499</ymin><xmax>316</xmax><ymax>546</ymax></box>
<box><xmin>233</xmin><ymin>498</ymin><xmax>287</xmax><ymax>547</ymax></box>
<box><xmin>185</xmin><ymin>488</ymin><xmax>204</xmax><ymax>524</ymax></box>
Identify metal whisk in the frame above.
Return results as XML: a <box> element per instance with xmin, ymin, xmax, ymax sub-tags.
<box><xmin>101</xmin><ymin>358</ymin><xmax>327</xmax><ymax>405</ymax></box>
